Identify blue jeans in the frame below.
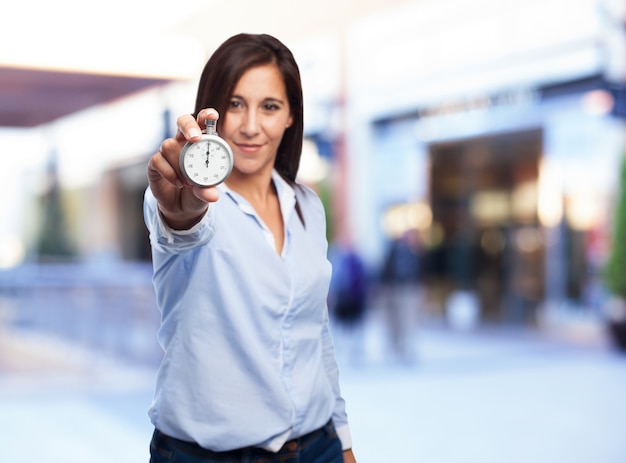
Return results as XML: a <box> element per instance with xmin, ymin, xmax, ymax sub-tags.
<box><xmin>149</xmin><ymin>420</ymin><xmax>344</xmax><ymax>463</ymax></box>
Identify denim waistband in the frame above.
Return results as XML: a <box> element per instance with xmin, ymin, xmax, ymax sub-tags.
<box><xmin>153</xmin><ymin>420</ymin><xmax>333</xmax><ymax>459</ymax></box>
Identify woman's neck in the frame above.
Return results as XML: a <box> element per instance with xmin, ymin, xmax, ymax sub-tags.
<box><xmin>227</xmin><ymin>168</ymin><xmax>284</xmax><ymax>254</ymax></box>
<box><xmin>225</xmin><ymin>169</ymin><xmax>275</xmax><ymax>205</ymax></box>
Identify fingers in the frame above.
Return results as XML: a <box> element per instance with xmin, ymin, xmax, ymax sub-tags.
<box><xmin>176</xmin><ymin>108</ymin><xmax>219</xmax><ymax>143</ymax></box>
<box><xmin>192</xmin><ymin>185</ymin><xmax>220</xmax><ymax>204</ymax></box>
<box><xmin>150</xmin><ymin>108</ymin><xmax>223</xmax><ymax>191</ymax></box>
<box><xmin>148</xmin><ymin>138</ymin><xmax>185</xmax><ymax>187</ymax></box>
<box><xmin>197</xmin><ymin>108</ymin><xmax>219</xmax><ymax>125</ymax></box>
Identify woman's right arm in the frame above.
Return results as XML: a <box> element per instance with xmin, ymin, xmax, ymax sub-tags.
<box><xmin>147</xmin><ymin>109</ymin><xmax>221</xmax><ymax>230</ymax></box>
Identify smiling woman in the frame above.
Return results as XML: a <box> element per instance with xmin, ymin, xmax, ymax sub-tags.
<box><xmin>144</xmin><ymin>33</ymin><xmax>357</xmax><ymax>463</ymax></box>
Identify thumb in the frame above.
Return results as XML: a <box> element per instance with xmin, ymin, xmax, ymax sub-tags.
<box><xmin>192</xmin><ymin>186</ymin><xmax>220</xmax><ymax>204</ymax></box>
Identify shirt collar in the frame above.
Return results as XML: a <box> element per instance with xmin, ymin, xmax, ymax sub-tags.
<box><xmin>220</xmin><ymin>169</ymin><xmax>296</xmax><ymax>225</ymax></box>
<box><xmin>272</xmin><ymin>170</ymin><xmax>296</xmax><ymax>224</ymax></box>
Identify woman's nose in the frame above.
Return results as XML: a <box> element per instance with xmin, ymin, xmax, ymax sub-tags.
<box><xmin>241</xmin><ymin>110</ymin><xmax>259</xmax><ymax>136</ymax></box>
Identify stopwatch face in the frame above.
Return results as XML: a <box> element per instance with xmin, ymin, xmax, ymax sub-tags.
<box><xmin>179</xmin><ymin>135</ymin><xmax>234</xmax><ymax>187</ymax></box>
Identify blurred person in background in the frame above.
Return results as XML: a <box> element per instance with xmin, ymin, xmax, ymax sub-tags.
<box><xmin>380</xmin><ymin>229</ymin><xmax>422</xmax><ymax>363</ymax></box>
<box><xmin>144</xmin><ymin>33</ymin><xmax>356</xmax><ymax>463</ymax></box>
<box><xmin>327</xmin><ymin>230</ymin><xmax>368</xmax><ymax>364</ymax></box>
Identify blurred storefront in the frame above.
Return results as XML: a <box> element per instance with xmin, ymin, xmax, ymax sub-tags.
<box><xmin>332</xmin><ymin>0</ymin><xmax>626</xmax><ymax>324</ymax></box>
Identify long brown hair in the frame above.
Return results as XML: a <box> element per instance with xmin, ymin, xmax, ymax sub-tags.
<box><xmin>194</xmin><ymin>33</ymin><xmax>304</xmax><ymax>186</ymax></box>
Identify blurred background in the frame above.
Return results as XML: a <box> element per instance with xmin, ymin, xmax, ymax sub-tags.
<box><xmin>1</xmin><ymin>0</ymin><xmax>626</xmax><ymax>462</ymax></box>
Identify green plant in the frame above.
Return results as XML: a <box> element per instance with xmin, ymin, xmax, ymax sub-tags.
<box><xmin>606</xmin><ymin>155</ymin><xmax>626</xmax><ymax>297</ymax></box>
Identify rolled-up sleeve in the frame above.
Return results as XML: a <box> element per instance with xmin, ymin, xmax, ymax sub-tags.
<box><xmin>143</xmin><ymin>188</ymin><xmax>215</xmax><ymax>254</ymax></box>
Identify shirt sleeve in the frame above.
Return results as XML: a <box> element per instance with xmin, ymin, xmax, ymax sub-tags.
<box><xmin>299</xmin><ymin>185</ymin><xmax>353</xmax><ymax>450</ymax></box>
<box><xmin>143</xmin><ymin>187</ymin><xmax>215</xmax><ymax>253</ymax></box>
<box><xmin>321</xmin><ymin>313</ymin><xmax>353</xmax><ymax>450</ymax></box>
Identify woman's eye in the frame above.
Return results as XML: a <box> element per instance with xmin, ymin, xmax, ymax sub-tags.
<box><xmin>229</xmin><ymin>100</ymin><xmax>242</xmax><ymax>109</ymax></box>
<box><xmin>263</xmin><ymin>103</ymin><xmax>279</xmax><ymax>111</ymax></box>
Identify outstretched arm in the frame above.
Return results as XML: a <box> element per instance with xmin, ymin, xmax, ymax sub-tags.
<box><xmin>147</xmin><ymin>108</ymin><xmax>221</xmax><ymax>230</ymax></box>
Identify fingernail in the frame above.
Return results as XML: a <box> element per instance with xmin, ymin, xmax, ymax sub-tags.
<box><xmin>189</xmin><ymin>128</ymin><xmax>201</xmax><ymax>139</ymax></box>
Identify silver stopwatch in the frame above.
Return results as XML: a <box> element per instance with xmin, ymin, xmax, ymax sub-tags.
<box><xmin>179</xmin><ymin>119</ymin><xmax>234</xmax><ymax>187</ymax></box>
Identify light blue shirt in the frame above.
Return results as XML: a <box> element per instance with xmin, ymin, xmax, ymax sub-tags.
<box><xmin>143</xmin><ymin>171</ymin><xmax>351</xmax><ymax>452</ymax></box>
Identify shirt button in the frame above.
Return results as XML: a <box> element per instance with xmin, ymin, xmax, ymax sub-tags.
<box><xmin>285</xmin><ymin>440</ymin><xmax>298</xmax><ymax>451</ymax></box>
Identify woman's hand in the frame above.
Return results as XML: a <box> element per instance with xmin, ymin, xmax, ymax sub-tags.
<box><xmin>147</xmin><ymin>109</ymin><xmax>221</xmax><ymax>230</ymax></box>
<box><xmin>343</xmin><ymin>449</ymin><xmax>357</xmax><ymax>463</ymax></box>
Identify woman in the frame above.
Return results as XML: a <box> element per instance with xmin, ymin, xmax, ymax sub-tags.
<box><xmin>144</xmin><ymin>33</ymin><xmax>357</xmax><ymax>463</ymax></box>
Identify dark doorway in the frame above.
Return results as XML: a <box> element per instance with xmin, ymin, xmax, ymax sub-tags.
<box><xmin>426</xmin><ymin>129</ymin><xmax>545</xmax><ymax>322</ymax></box>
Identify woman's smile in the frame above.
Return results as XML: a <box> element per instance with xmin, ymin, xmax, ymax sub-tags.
<box><xmin>234</xmin><ymin>142</ymin><xmax>263</xmax><ymax>155</ymax></box>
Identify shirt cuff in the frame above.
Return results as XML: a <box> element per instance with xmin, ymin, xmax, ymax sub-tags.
<box><xmin>157</xmin><ymin>208</ymin><xmax>211</xmax><ymax>245</ymax></box>
<box><xmin>335</xmin><ymin>424</ymin><xmax>353</xmax><ymax>451</ymax></box>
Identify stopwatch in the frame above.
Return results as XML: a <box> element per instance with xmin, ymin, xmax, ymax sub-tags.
<box><xmin>179</xmin><ymin>119</ymin><xmax>234</xmax><ymax>187</ymax></box>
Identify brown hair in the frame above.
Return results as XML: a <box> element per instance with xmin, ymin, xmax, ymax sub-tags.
<box><xmin>194</xmin><ymin>33</ymin><xmax>304</xmax><ymax>186</ymax></box>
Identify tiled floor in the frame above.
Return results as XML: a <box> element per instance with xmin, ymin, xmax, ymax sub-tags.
<box><xmin>1</xmin><ymin>319</ymin><xmax>625</xmax><ymax>463</ymax></box>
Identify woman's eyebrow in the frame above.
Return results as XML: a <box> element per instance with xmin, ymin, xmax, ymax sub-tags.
<box><xmin>231</xmin><ymin>94</ymin><xmax>286</xmax><ymax>104</ymax></box>
<box><xmin>264</xmin><ymin>97</ymin><xmax>286</xmax><ymax>104</ymax></box>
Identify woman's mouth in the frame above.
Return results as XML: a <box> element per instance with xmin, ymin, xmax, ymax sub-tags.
<box><xmin>235</xmin><ymin>143</ymin><xmax>262</xmax><ymax>154</ymax></box>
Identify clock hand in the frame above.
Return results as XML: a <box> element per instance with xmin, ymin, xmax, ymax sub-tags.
<box><xmin>205</xmin><ymin>144</ymin><xmax>210</xmax><ymax>167</ymax></box>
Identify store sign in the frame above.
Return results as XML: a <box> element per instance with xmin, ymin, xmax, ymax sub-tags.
<box><xmin>417</xmin><ymin>88</ymin><xmax>540</xmax><ymax>120</ymax></box>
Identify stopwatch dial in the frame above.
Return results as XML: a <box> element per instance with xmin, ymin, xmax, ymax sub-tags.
<box><xmin>181</xmin><ymin>140</ymin><xmax>232</xmax><ymax>186</ymax></box>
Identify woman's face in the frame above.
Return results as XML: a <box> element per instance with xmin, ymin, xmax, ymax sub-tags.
<box><xmin>221</xmin><ymin>64</ymin><xmax>293</xmax><ymax>179</ymax></box>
